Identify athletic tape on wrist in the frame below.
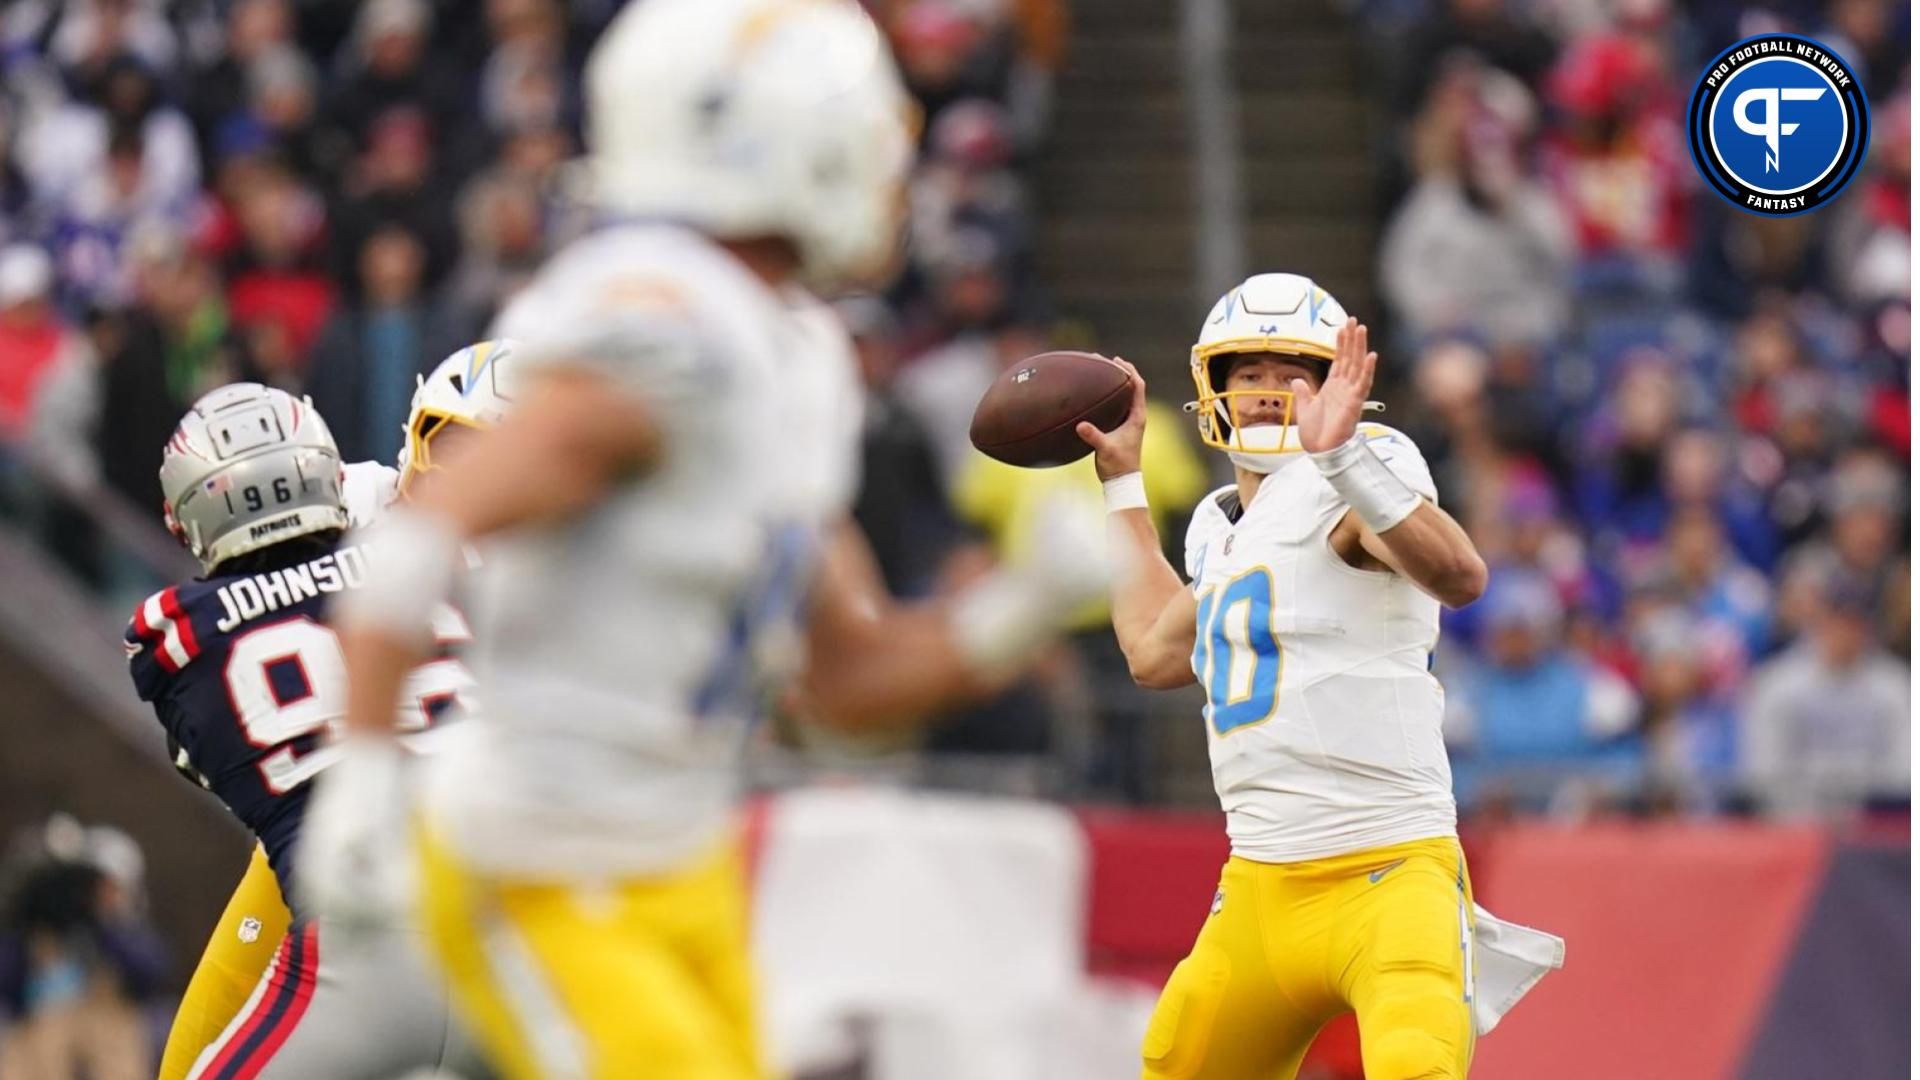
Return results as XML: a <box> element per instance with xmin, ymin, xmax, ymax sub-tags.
<box><xmin>1102</xmin><ymin>471</ymin><xmax>1148</xmax><ymax>513</ymax></box>
<box><xmin>1310</xmin><ymin>435</ymin><xmax>1421</xmax><ymax>533</ymax></box>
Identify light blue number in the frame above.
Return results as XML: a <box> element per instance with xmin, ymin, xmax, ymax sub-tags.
<box><xmin>1193</xmin><ymin>568</ymin><xmax>1281</xmax><ymax>735</ymax></box>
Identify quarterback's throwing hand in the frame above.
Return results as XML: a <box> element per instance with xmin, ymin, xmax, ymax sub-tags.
<box><xmin>1076</xmin><ymin>356</ymin><xmax>1148</xmax><ymax>481</ymax></box>
<box><xmin>1290</xmin><ymin>318</ymin><xmax>1377</xmax><ymax>454</ymax></box>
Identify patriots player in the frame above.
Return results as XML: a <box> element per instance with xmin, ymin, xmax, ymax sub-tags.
<box><xmin>301</xmin><ymin>2</ymin><xmax>1108</xmax><ymax>1077</ymax></box>
<box><xmin>132</xmin><ymin>372</ymin><xmax>508</xmax><ymax>1080</ymax></box>
<box><xmin>1081</xmin><ymin>273</ymin><xmax>1560</xmax><ymax>1079</ymax></box>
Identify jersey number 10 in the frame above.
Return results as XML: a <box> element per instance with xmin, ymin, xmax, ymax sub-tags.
<box><xmin>1191</xmin><ymin>567</ymin><xmax>1283</xmax><ymax>735</ymax></box>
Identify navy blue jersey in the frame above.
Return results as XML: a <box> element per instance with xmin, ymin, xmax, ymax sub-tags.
<box><xmin>126</xmin><ymin>539</ymin><xmax>474</xmax><ymax>905</ymax></box>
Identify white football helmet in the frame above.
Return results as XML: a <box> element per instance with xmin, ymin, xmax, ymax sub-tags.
<box><xmin>581</xmin><ymin>0</ymin><xmax>916</xmax><ymax>286</ymax></box>
<box><xmin>160</xmin><ymin>384</ymin><xmax>348</xmax><ymax>571</ymax></box>
<box><xmin>397</xmin><ymin>339</ymin><xmax>522</xmax><ymax>494</ymax></box>
<box><xmin>1188</xmin><ymin>272</ymin><xmax>1356</xmax><ymax>470</ymax></box>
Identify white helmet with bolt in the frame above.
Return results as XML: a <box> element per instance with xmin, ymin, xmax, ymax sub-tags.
<box><xmin>1188</xmin><ymin>273</ymin><xmax>1364</xmax><ymax>471</ymax></box>
<box><xmin>397</xmin><ymin>339</ymin><xmax>522</xmax><ymax>494</ymax></box>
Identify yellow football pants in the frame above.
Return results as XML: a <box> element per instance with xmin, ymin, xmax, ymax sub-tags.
<box><xmin>1143</xmin><ymin>836</ymin><xmax>1476</xmax><ymax>1080</ymax></box>
<box><xmin>417</xmin><ymin>825</ymin><xmax>764</xmax><ymax>1080</ymax></box>
<box><xmin>158</xmin><ymin>845</ymin><xmax>291</xmax><ymax>1080</ymax></box>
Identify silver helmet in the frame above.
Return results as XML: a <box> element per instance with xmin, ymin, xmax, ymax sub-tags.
<box><xmin>160</xmin><ymin>384</ymin><xmax>348</xmax><ymax>571</ymax></box>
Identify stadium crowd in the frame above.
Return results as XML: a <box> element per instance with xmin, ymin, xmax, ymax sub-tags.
<box><xmin>0</xmin><ymin>1</ymin><xmax>1905</xmax><ymax>1074</ymax></box>
<box><xmin>1363</xmin><ymin>0</ymin><xmax>1909</xmax><ymax>817</ymax></box>
<box><xmin>0</xmin><ymin>0</ymin><xmax>1905</xmax><ymax>825</ymax></box>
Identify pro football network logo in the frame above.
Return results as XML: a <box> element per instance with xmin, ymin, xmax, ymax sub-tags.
<box><xmin>1687</xmin><ymin>34</ymin><xmax>1870</xmax><ymax>216</ymax></box>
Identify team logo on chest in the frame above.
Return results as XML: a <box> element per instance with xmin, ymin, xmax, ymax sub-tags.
<box><xmin>1223</xmin><ymin>534</ymin><xmax>1234</xmax><ymax>556</ymax></box>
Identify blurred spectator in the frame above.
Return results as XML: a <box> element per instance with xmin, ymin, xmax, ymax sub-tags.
<box><xmin>1389</xmin><ymin>0</ymin><xmax>1556</xmax><ymax>120</ymax></box>
<box><xmin>477</xmin><ymin>0</ymin><xmax>577</xmax><ymax>142</ymax></box>
<box><xmin>910</xmin><ymin>100</ymin><xmax>1034</xmax><ymax>276</ymax></box>
<box><xmin>15</xmin><ymin>55</ymin><xmax>200</xmax><ymax>227</ymax></box>
<box><xmin>1773</xmin><ymin>452</ymin><xmax>1903</xmax><ymax>648</ymax></box>
<box><xmin>888</xmin><ymin>3</ymin><xmax>1016</xmax><ymax>129</ymax></box>
<box><xmin>1634</xmin><ymin>505</ymin><xmax>1772</xmax><ymax>660</ymax></box>
<box><xmin>95</xmin><ymin>235</ymin><xmax>260</xmax><ymax>514</ymax></box>
<box><xmin>331</xmin><ymin>106</ymin><xmax>458</xmax><ymax>292</ymax></box>
<box><xmin>0</xmin><ymin>245</ymin><xmax>93</xmax><ymax>452</ymax></box>
<box><xmin>184</xmin><ymin>1</ymin><xmax>305</xmax><ymax>174</ymax></box>
<box><xmin>1444</xmin><ymin>569</ymin><xmax>1642</xmax><ymax>807</ymax></box>
<box><xmin>0</xmin><ymin>102</ymin><xmax>35</xmax><ymax>249</ymax></box>
<box><xmin>222</xmin><ymin>163</ymin><xmax>332</xmax><ymax>377</ymax></box>
<box><xmin>1628</xmin><ymin>603</ymin><xmax>1744</xmax><ymax>808</ymax></box>
<box><xmin>1817</xmin><ymin>0</ymin><xmax>1906</xmax><ymax>104</ymax></box>
<box><xmin>45</xmin><ymin>0</ymin><xmax>181</xmax><ymax>84</ymax></box>
<box><xmin>0</xmin><ymin>815</ymin><xmax>166</xmax><ymax>1080</ymax></box>
<box><xmin>43</xmin><ymin>124</ymin><xmax>187</xmax><ymax>311</ymax></box>
<box><xmin>1539</xmin><ymin>31</ymin><xmax>1689</xmax><ymax>281</ymax></box>
<box><xmin>1400</xmin><ymin>338</ymin><xmax>1500</xmax><ymax>514</ymax></box>
<box><xmin>436</xmin><ymin>171</ymin><xmax>550</xmax><ymax>350</ymax></box>
<box><xmin>1742</xmin><ymin>573</ymin><xmax>1909</xmax><ymax>816</ymax></box>
<box><xmin>1382</xmin><ymin>65</ymin><xmax>1573</xmax><ymax>349</ymax></box>
<box><xmin>1571</xmin><ymin>349</ymin><xmax>1688</xmax><ymax>542</ymax></box>
<box><xmin>1825</xmin><ymin>91</ymin><xmax>1909</xmax><ymax>309</ymax></box>
<box><xmin>306</xmin><ymin>225</ymin><xmax>442</xmax><ymax>466</ymax></box>
<box><xmin>319</xmin><ymin>0</ymin><xmax>461</xmax><ymax>165</ymax></box>
<box><xmin>241</xmin><ymin>45</ymin><xmax>331</xmax><ymax>183</ymax></box>
<box><xmin>1660</xmin><ymin>427</ymin><xmax>1779</xmax><ymax>572</ymax></box>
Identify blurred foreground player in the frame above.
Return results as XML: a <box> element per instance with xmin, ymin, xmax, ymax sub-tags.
<box><xmin>133</xmin><ymin>378</ymin><xmax>505</xmax><ymax>1079</ymax></box>
<box><xmin>304</xmin><ymin>2</ymin><xmax>1107</xmax><ymax>1078</ymax></box>
<box><xmin>1082</xmin><ymin>274</ymin><xmax>1562</xmax><ymax>1079</ymax></box>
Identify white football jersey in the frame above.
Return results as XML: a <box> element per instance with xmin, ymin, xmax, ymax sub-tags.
<box><xmin>421</xmin><ymin>223</ymin><xmax>861</xmax><ymax>877</ymax></box>
<box><xmin>1183</xmin><ymin>424</ymin><xmax>1456</xmax><ymax>863</ymax></box>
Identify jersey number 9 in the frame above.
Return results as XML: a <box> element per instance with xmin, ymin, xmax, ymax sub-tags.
<box><xmin>225</xmin><ymin>615</ymin><xmax>474</xmax><ymax>793</ymax></box>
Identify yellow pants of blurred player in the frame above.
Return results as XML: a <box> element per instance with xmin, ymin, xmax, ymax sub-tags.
<box><xmin>157</xmin><ymin>845</ymin><xmax>291</xmax><ymax>1080</ymax></box>
<box><xmin>416</xmin><ymin>824</ymin><xmax>764</xmax><ymax>1080</ymax></box>
<box><xmin>1143</xmin><ymin>836</ymin><xmax>1476</xmax><ymax>1080</ymax></box>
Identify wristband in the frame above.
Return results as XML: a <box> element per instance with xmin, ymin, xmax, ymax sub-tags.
<box><xmin>336</xmin><ymin>509</ymin><xmax>463</xmax><ymax>642</ymax></box>
<box><xmin>1101</xmin><ymin>471</ymin><xmax>1148</xmax><ymax>513</ymax></box>
<box><xmin>1309</xmin><ymin>434</ymin><xmax>1421</xmax><ymax>533</ymax></box>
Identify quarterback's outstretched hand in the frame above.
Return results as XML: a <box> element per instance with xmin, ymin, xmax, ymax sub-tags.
<box><xmin>1076</xmin><ymin>356</ymin><xmax>1147</xmax><ymax>481</ymax></box>
<box><xmin>1290</xmin><ymin>318</ymin><xmax>1377</xmax><ymax>454</ymax></box>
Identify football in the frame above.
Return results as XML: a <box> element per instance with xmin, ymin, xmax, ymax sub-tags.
<box><xmin>969</xmin><ymin>351</ymin><xmax>1133</xmax><ymax>467</ymax></box>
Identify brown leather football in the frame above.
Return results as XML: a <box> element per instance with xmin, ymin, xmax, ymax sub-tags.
<box><xmin>969</xmin><ymin>350</ymin><xmax>1133</xmax><ymax>467</ymax></box>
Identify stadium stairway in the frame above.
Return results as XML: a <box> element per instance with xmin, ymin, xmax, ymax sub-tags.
<box><xmin>1034</xmin><ymin>0</ymin><xmax>1379</xmax><ymax>378</ymax></box>
<box><xmin>0</xmin><ymin>526</ymin><xmax>247</xmax><ymax>976</ymax></box>
<box><xmin>1234</xmin><ymin>0</ymin><xmax>1380</xmax><ymax>319</ymax></box>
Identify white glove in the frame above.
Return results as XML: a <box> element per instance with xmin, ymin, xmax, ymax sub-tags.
<box><xmin>950</xmin><ymin>490</ymin><xmax>1121</xmax><ymax>677</ymax></box>
<box><xmin>296</xmin><ymin>736</ymin><xmax>414</xmax><ymax>932</ymax></box>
